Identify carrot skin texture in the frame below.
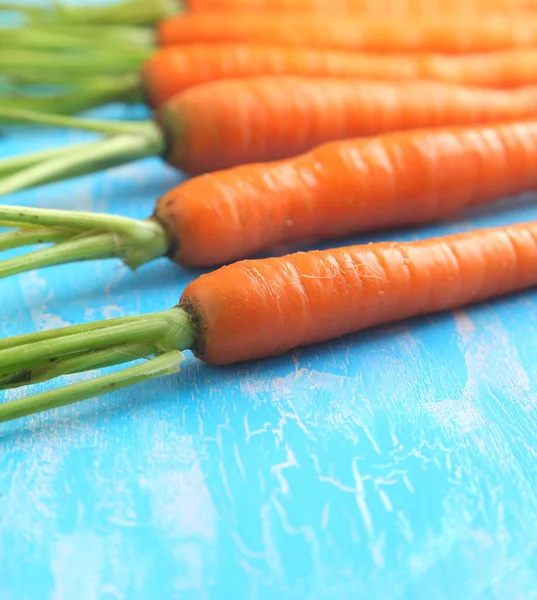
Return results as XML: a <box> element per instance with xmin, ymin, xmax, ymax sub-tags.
<box><xmin>155</xmin><ymin>120</ymin><xmax>537</xmax><ymax>268</ymax></box>
<box><xmin>156</xmin><ymin>77</ymin><xmax>537</xmax><ymax>175</ymax></box>
<box><xmin>142</xmin><ymin>45</ymin><xmax>537</xmax><ymax>108</ymax></box>
<box><xmin>157</xmin><ymin>13</ymin><xmax>537</xmax><ymax>54</ymax></box>
<box><xmin>181</xmin><ymin>221</ymin><xmax>537</xmax><ymax>365</ymax></box>
<box><xmin>186</xmin><ymin>0</ymin><xmax>537</xmax><ymax>13</ymax></box>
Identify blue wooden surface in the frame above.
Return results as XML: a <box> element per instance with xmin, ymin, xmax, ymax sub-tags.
<box><xmin>3</xmin><ymin>101</ymin><xmax>537</xmax><ymax>599</ymax></box>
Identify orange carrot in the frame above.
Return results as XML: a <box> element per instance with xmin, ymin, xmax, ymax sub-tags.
<box><xmin>3</xmin><ymin>220</ymin><xmax>537</xmax><ymax>424</ymax></box>
<box><xmin>4</xmin><ymin>119</ymin><xmax>537</xmax><ymax>281</ymax></box>
<box><xmin>157</xmin><ymin>13</ymin><xmax>537</xmax><ymax>54</ymax></box>
<box><xmin>187</xmin><ymin>0</ymin><xmax>537</xmax><ymax>13</ymax></box>
<box><xmin>7</xmin><ymin>78</ymin><xmax>537</xmax><ymax>198</ymax></box>
<box><xmin>156</xmin><ymin>77</ymin><xmax>537</xmax><ymax>174</ymax></box>
<box><xmin>182</xmin><ymin>220</ymin><xmax>537</xmax><ymax>364</ymax></box>
<box><xmin>143</xmin><ymin>45</ymin><xmax>537</xmax><ymax>107</ymax></box>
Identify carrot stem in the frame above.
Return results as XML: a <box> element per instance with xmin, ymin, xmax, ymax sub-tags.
<box><xmin>0</xmin><ymin>129</ymin><xmax>164</xmax><ymax>198</ymax></box>
<box><xmin>0</xmin><ymin>108</ymin><xmax>153</xmax><ymax>135</ymax></box>
<box><xmin>0</xmin><ymin>205</ymin><xmax>170</xmax><ymax>275</ymax></box>
<box><xmin>0</xmin><ymin>143</ymin><xmax>92</xmax><ymax>177</ymax></box>
<box><xmin>1</xmin><ymin>342</ymin><xmax>161</xmax><ymax>389</ymax></box>
<box><xmin>0</xmin><ymin>221</ymin><xmax>40</xmax><ymax>228</ymax></box>
<box><xmin>0</xmin><ymin>227</ymin><xmax>74</xmax><ymax>251</ymax></box>
<box><xmin>0</xmin><ymin>204</ymin><xmax>156</xmax><ymax>233</ymax></box>
<box><xmin>0</xmin><ymin>233</ymin><xmax>121</xmax><ymax>278</ymax></box>
<box><xmin>0</xmin><ymin>308</ymin><xmax>193</xmax><ymax>377</ymax></box>
<box><xmin>0</xmin><ymin>319</ymin><xmax>166</xmax><ymax>375</ymax></box>
<box><xmin>0</xmin><ymin>22</ymin><xmax>151</xmax><ymax>113</ymax></box>
<box><xmin>0</xmin><ymin>82</ymin><xmax>144</xmax><ymax>117</ymax></box>
<box><xmin>0</xmin><ymin>314</ymin><xmax>156</xmax><ymax>351</ymax></box>
<box><xmin>0</xmin><ymin>24</ymin><xmax>155</xmax><ymax>53</ymax></box>
<box><xmin>0</xmin><ymin>307</ymin><xmax>194</xmax><ymax>422</ymax></box>
<box><xmin>0</xmin><ymin>49</ymin><xmax>148</xmax><ymax>79</ymax></box>
<box><xmin>0</xmin><ymin>0</ymin><xmax>180</xmax><ymax>26</ymax></box>
<box><xmin>0</xmin><ymin>339</ymin><xmax>166</xmax><ymax>389</ymax></box>
<box><xmin>0</xmin><ymin>350</ymin><xmax>185</xmax><ymax>423</ymax></box>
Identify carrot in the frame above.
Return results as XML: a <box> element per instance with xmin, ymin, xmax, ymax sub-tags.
<box><xmin>158</xmin><ymin>13</ymin><xmax>537</xmax><ymax>54</ymax></box>
<box><xmin>6</xmin><ymin>77</ymin><xmax>537</xmax><ymax>198</ymax></box>
<box><xmin>158</xmin><ymin>78</ymin><xmax>537</xmax><ymax>173</ymax></box>
<box><xmin>2</xmin><ymin>219</ymin><xmax>537</xmax><ymax>423</ymax></box>
<box><xmin>142</xmin><ymin>45</ymin><xmax>537</xmax><ymax>107</ymax></box>
<box><xmin>187</xmin><ymin>0</ymin><xmax>537</xmax><ymax>12</ymax></box>
<box><xmin>2</xmin><ymin>119</ymin><xmax>537</xmax><ymax>277</ymax></box>
<box><xmin>6</xmin><ymin>78</ymin><xmax>537</xmax><ymax>199</ymax></box>
<box><xmin>180</xmin><ymin>221</ymin><xmax>537</xmax><ymax>364</ymax></box>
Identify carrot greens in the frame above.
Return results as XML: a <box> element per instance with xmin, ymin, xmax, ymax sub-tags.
<box><xmin>0</xmin><ymin>205</ymin><xmax>170</xmax><ymax>276</ymax></box>
<box><xmin>0</xmin><ymin>21</ymin><xmax>152</xmax><ymax>115</ymax></box>
<box><xmin>0</xmin><ymin>0</ymin><xmax>180</xmax><ymax>27</ymax></box>
<box><xmin>0</xmin><ymin>109</ymin><xmax>164</xmax><ymax>197</ymax></box>
<box><xmin>0</xmin><ymin>305</ymin><xmax>195</xmax><ymax>422</ymax></box>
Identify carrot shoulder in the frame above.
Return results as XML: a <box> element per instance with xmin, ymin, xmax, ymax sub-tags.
<box><xmin>156</xmin><ymin>120</ymin><xmax>537</xmax><ymax>267</ymax></box>
<box><xmin>157</xmin><ymin>13</ymin><xmax>537</xmax><ymax>54</ymax></box>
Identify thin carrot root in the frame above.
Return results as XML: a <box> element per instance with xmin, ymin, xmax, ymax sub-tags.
<box><xmin>0</xmin><ymin>205</ymin><xmax>170</xmax><ymax>276</ymax></box>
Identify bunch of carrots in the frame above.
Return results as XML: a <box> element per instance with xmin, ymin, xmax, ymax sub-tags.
<box><xmin>4</xmin><ymin>0</ymin><xmax>537</xmax><ymax>114</ymax></box>
<box><xmin>3</xmin><ymin>0</ymin><xmax>537</xmax><ymax>423</ymax></box>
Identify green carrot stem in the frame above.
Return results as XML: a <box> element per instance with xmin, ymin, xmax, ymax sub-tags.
<box><xmin>0</xmin><ymin>204</ymin><xmax>158</xmax><ymax>235</ymax></box>
<box><xmin>0</xmin><ymin>50</ymin><xmax>148</xmax><ymax>78</ymax></box>
<box><xmin>33</xmin><ymin>342</ymin><xmax>162</xmax><ymax>381</ymax></box>
<box><xmin>0</xmin><ymin>233</ymin><xmax>119</xmax><ymax>279</ymax></box>
<box><xmin>0</xmin><ymin>0</ymin><xmax>180</xmax><ymax>26</ymax></box>
<box><xmin>1</xmin><ymin>341</ymin><xmax>162</xmax><ymax>389</ymax></box>
<box><xmin>0</xmin><ymin>108</ymin><xmax>152</xmax><ymax>135</ymax></box>
<box><xmin>0</xmin><ymin>143</ymin><xmax>92</xmax><ymax>177</ymax></box>
<box><xmin>35</xmin><ymin>23</ymin><xmax>156</xmax><ymax>44</ymax></box>
<box><xmin>0</xmin><ymin>318</ymin><xmax>167</xmax><ymax>374</ymax></box>
<box><xmin>0</xmin><ymin>313</ymin><xmax>156</xmax><ymax>352</ymax></box>
<box><xmin>3</xmin><ymin>70</ymin><xmax>142</xmax><ymax>89</ymax></box>
<box><xmin>0</xmin><ymin>24</ymin><xmax>155</xmax><ymax>52</ymax></box>
<box><xmin>0</xmin><ymin>308</ymin><xmax>194</xmax><ymax>422</ymax></box>
<box><xmin>2</xmin><ymin>73</ymin><xmax>134</xmax><ymax>88</ymax></box>
<box><xmin>0</xmin><ymin>28</ymin><xmax>150</xmax><ymax>114</ymax></box>
<box><xmin>0</xmin><ymin>131</ymin><xmax>165</xmax><ymax>198</ymax></box>
<box><xmin>0</xmin><ymin>221</ymin><xmax>41</xmax><ymax>228</ymax></box>
<box><xmin>0</xmin><ymin>226</ymin><xmax>167</xmax><ymax>276</ymax></box>
<box><xmin>0</xmin><ymin>206</ymin><xmax>169</xmax><ymax>275</ymax></box>
<box><xmin>0</xmin><ymin>226</ymin><xmax>74</xmax><ymax>251</ymax></box>
<box><xmin>0</xmin><ymin>350</ymin><xmax>185</xmax><ymax>423</ymax></box>
<box><xmin>0</xmin><ymin>307</ymin><xmax>196</xmax><ymax>421</ymax></box>
<box><xmin>0</xmin><ymin>308</ymin><xmax>191</xmax><ymax>375</ymax></box>
<box><xmin>0</xmin><ymin>81</ymin><xmax>144</xmax><ymax>117</ymax></box>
